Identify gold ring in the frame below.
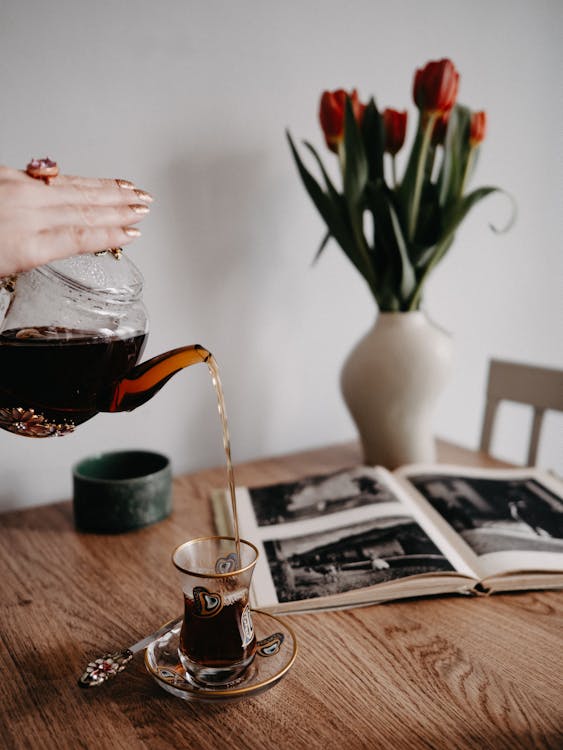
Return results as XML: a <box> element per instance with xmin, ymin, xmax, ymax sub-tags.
<box><xmin>26</xmin><ymin>157</ymin><xmax>59</xmax><ymax>185</ymax></box>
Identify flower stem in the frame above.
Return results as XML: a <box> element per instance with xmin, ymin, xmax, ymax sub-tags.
<box><xmin>408</xmin><ymin>112</ymin><xmax>438</xmax><ymax>242</ymax></box>
<box><xmin>460</xmin><ymin>146</ymin><xmax>476</xmax><ymax>196</ymax></box>
<box><xmin>337</xmin><ymin>140</ymin><xmax>345</xmax><ymax>181</ymax></box>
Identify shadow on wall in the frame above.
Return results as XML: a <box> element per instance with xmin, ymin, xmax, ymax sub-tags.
<box><xmin>158</xmin><ymin>149</ymin><xmax>294</xmax><ymax>459</ymax></box>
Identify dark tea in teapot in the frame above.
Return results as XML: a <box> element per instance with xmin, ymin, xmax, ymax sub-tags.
<box><xmin>0</xmin><ymin>326</ymin><xmax>147</xmax><ymax>435</ymax></box>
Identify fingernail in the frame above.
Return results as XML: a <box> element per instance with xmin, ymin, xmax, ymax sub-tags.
<box><xmin>116</xmin><ymin>178</ymin><xmax>135</xmax><ymax>190</ymax></box>
<box><xmin>123</xmin><ymin>226</ymin><xmax>142</xmax><ymax>237</ymax></box>
<box><xmin>134</xmin><ymin>189</ymin><xmax>154</xmax><ymax>203</ymax></box>
<box><xmin>129</xmin><ymin>203</ymin><xmax>150</xmax><ymax>215</ymax></box>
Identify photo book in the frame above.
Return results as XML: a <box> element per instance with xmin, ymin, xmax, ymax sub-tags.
<box><xmin>212</xmin><ymin>463</ymin><xmax>563</xmax><ymax>614</ymax></box>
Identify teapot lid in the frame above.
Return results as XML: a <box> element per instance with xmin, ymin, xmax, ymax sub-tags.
<box><xmin>40</xmin><ymin>252</ymin><xmax>144</xmax><ymax>301</ymax></box>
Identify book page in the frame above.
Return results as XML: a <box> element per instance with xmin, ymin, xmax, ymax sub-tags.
<box><xmin>212</xmin><ymin>467</ymin><xmax>467</xmax><ymax>611</ymax></box>
<box><xmin>394</xmin><ymin>464</ymin><xmax>563</xmax><ymax>580</ymax></box>
<box><xmin>377</xmin><ymin>468</ymin><xmax>482</xmax><ymax>579</ymax></box>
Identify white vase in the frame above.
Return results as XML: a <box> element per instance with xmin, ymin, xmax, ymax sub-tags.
<box><xmin>340</xmin><ymin>311</ymin><xmax>453</xmax><ymax>468</ymax></box>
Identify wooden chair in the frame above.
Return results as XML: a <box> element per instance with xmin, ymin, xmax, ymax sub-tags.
<box><xmin>479</xmin><ymin>359</ymin><xmax>563</xmax><ymax>465</ymax></box>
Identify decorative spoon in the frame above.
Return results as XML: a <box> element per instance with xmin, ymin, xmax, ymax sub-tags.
<box><xmin>78</xmin><ymin>615</ymin><xmax>182</xmax><ymax>688</ymax></box>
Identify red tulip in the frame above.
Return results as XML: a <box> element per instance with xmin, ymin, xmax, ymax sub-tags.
<box><xmin>413</xmin><ymin>58</ymin><xmax>460</xmax><ymax>114</ymax></box>
<box><xmin>469</xmin><ymin>111</ymin><xmax>487</xmax><ymax>146</ymax></box>
<box><xmin>319</xmin><ymin>89</ymin><xmax>366</xmax><ymax>153</ymax></box>
<box><xmin>383</xmin><ymin>109</ymin><xmax>408</xmax><ymax>155</ymax></box>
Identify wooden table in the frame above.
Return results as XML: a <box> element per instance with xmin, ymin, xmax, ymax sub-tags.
<box><xmin>1</xmin><ymin>441</ymin><xmax>561</xmax><ymax>750</ymax></box>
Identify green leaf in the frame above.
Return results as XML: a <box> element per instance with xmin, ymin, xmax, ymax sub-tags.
<box><xmin>443</xmin><ymin>186</ymin><xmax>502</xmax><ymax>236</ymax></box>
<box><xmin>287</xmin><ymin>130</ymin><xmax>377</xmax><ymax>294</ymax></box>
<box><xmin>398</xmin><ymin>112</ymin><xmax>423</xmax><ymax>196</ymax></box>
<box><xmin>361</xmin><ymin>98</ymin><xmax>384</xmax><ymax>182</ymax></box>
<box><xmin>342</xmin><ymin>99</ymin><xmax>373</xmax><ymax>278</ymax></box>
<box><xmin>312</xmin><ymin>231</ymin><xmax>331</xmax><ymax>264</ymax></box>
<box><xmin>407</xmin><ymin>235</ymin><xmax>454</xmax><ymax>311</ymax></box>
<box><xmin>286</xmin><ymin>130</ymin><xmax>333</xmax><ymax>224</ymax></box>
<box><xmin>396</xmin><ymin>111</ymin><xmax>424</xmax><ymax>224</ymax></box>
<box><xmin>412</xmin><ymin>180</ymin><xmax>442</xmax><ymax>254</ymax></box>
<box><xmin>343</xmin><ymin>98</ymin><xmax>368</xmax><ymax>208</ymax></box>
<box><xmin>488</xmin><ymin>190</ymin><xmax>518</xmax><ymax>233</ymax></box>
<box><xmin>388</xmin><ymin>201</ymin><xmax>416</xmax><ymax>303</ymax></box>
<box><xmin>287</xmin><ymin>133</ymin><xmax>345</xmax><ymax>247</ymax></box>
<box><xmin>287</xmin><ymin>131</ymin><xmax>347</xmax><ymax>255</ymax></box>
<box><xmin>437</xmin><ymin>105</ymin><xmax>471</xmax><ymax>206</ymax></box>
<box><xmin>407</xmin><ymin>185</ymin><xmax>506</xmax><ymax>310</ymax></box>
<box><xmin>397</xmin><ymin>110</ymin><xmax>438</xmax><ymax>242</ymax></box>
<box><xmin>303</xmin><ymin>141</ymin><xmax>341</xmax><ymax>203</ymax></box>
<box><xmin>302</xmin><ymin>140</ymin><xmax>364</xmax><ymax>264</ymax></box>
<box><xmin>368</xmin><ymin>182</ymin><xmax>416</xmax><ymax>306</ymax></box>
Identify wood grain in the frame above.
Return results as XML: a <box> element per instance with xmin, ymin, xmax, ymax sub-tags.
<box><xmin>0</xmin><ymin>441</ymin><xmax>561</xmax><ymax>750</ymax></box>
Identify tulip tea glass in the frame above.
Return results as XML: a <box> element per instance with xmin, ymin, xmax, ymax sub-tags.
<box><xmin>172</xmin><ymin>536</ymin><xmax>259</xmax><ymax>686</ymax></box>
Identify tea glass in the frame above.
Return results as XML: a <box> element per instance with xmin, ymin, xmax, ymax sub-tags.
<box><xmin>172</xmin><ymin>536</ymin><xmax>259</xmax><ymax>686</ymax></box>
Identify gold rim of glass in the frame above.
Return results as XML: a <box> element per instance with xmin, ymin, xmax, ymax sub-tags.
<box><xmin>171</xmin><ymin>535</ymin><xmax>259</xmax><ymax>578</ymax></box>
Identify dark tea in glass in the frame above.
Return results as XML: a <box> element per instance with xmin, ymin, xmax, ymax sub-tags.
<box><xmin>180</xmin><ymin>587</ymin><xmax>256</xmax><ymax>684</ymax></box>
<box><xmin>173</xmin><ymin>537</ymin><xmax>259</xmax><ymax>686</ymax></box>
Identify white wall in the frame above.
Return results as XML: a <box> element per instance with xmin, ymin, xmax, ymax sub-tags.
<box><xmin>1</xmin><ymin>0</ymin><xmax>561</xmax><ymax>510</ymax></box>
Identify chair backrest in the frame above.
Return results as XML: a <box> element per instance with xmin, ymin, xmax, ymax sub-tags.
<box><xmin>480</xmin><ymin>359</ymin><xmax>563</xmax><ymax>466</ymax></box>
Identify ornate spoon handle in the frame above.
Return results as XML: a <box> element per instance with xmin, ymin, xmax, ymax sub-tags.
<box><xmin>79</xmin><ymin>649</ymin><xmax>134</xmax><ymax>688</ymax></box>
<box><xmin>78</xmin><ymin>615</ymin><xmax>182</xmax><ymax>688</ymax></box>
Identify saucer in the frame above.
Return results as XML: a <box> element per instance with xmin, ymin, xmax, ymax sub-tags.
<box><xmin>144</xmin><ymin>610</ymin><xmax>297</xmax><ymax>703</ymax></box>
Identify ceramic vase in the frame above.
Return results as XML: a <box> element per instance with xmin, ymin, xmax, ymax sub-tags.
<box><xmin>340</xmin><ymin>311</ymin><xmax>453</xmax><ymax>469</ymax></box>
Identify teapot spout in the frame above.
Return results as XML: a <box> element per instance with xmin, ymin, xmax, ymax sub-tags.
<box><xmin>107</xmin><ymin>344</ymin><xmax>211</xmax><ymax>413</ymax></box>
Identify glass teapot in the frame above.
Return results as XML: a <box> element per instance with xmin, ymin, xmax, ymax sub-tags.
<box><xmin>0</xmin><ymin>252</ymin><xmax>209</xmax><ymax>437</ymax></box>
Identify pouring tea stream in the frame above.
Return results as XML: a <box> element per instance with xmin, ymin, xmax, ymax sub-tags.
<box><xmin>0</xmin><ymin>252</ymin><xmax>241</xmax><ymax>555</ymax></box>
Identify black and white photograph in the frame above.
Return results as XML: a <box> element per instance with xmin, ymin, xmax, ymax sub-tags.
<box><xmin>409</xmin><ymin>474</ymin><xmax>563</xmax><ymax>556</ymax></box>
<box><xmin>249</xmin><ymin>468</ymin><xmax>400</xmax><ymax>526</ymax></box>
<box><xmin>263</xmin><ymin>515</ymin><xmax>453</xmax><ymax>603</ymax></box>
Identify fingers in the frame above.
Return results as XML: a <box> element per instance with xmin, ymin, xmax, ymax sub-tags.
<box><xmin>0</xmin><ymin>165</ymin><xmax>30</xmax><ymax>182</ymax></box>
<box><xmin>34</xmin><ymin>225</ymin><xmax>143</xmax><ymax>263</ymax></box>
<box><xmin>54</xmin><ymin>174</ymin><xmax>154</xmax><ymax>203</ymax></box>
<box><xmin>41</xmin><ymin>201</ymin><xmax>151</xmax><ymax>229</ymax></box>
<box><xmin>54</xmin><ymin>174</ymin><xmax>135</xmax><ymax>189</ymax></box>
<box><xmin>4</xmin><ymin>168</ymin><xmax>154</xmax><ymax>209</ymax></box>
<box><xmin>2</xmin><ymin>165</ymin><xmax>153</xmax><ymax>205</ymax></box>
<box><xmin>35</xmin><ymin>179</ymin><xmax>154</xmax><ymax>209</ymax></box>
<box><xmin>0</xmin><ymin>166</ymin><xmax>154</xmax><ymax>276</ymax></box>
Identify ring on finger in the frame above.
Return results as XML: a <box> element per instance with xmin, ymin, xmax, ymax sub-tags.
<box><xmin>26</xmin><ymin>157</ymin><xmax>59</xmax><ymax>185</ymax></box>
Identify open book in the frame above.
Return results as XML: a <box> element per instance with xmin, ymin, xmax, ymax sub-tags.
<box><xmin>212</xmin><ymin>464</ymin><xmax>563</xmax><ymax>614</ymax></box>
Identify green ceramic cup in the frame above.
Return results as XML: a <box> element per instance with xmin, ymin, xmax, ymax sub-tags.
<box><xmin>73</xmin><ymin>450</ymin><xmax>172</xmax><ymax>533</ymax></box>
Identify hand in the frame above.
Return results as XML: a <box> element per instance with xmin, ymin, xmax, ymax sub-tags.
<box><xmin>0</xmin><ymin>165</ymin><xmax>153</xmax><ymax>277</ymax></box>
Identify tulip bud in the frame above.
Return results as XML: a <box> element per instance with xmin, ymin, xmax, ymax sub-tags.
<box><xmin>319</xmin><ymin>89</ymin><xmax>366</xmax><ymax>153</ymax></box>
<box><xmin>469</xmin><ymin>111</ymin><xmax>487</xmax><ymax>146</ymax></box>
<box><xmin>413</xmin><ymin>58</ymin><xmax>460</xmax><ymax>114</ymax></box>
<box><xmin>383</xmin><ymin>109</ymin><xmax>408</xmax><ymax>155</ymax></box>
